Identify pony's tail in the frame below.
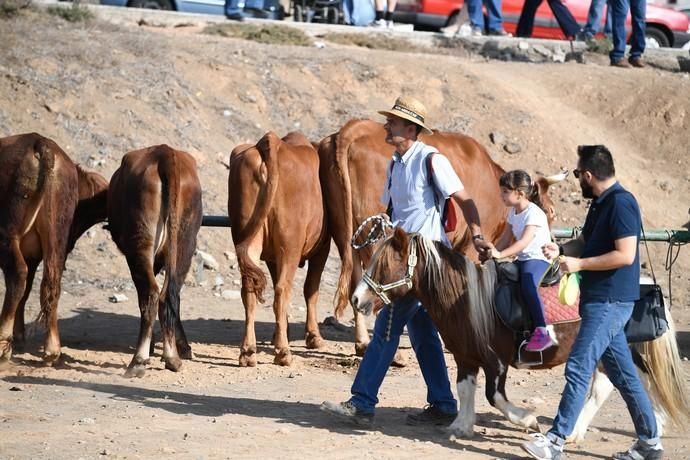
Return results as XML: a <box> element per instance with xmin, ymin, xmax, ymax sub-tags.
<box><xmin>633</xmin><ymin>308</ymin><xmax>690</xmax><ymax>430</ymax></box>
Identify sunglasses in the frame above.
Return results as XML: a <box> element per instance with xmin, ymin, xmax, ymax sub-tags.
<box><xmin>573</xmin><ymin>169</ymin><xmax>585</xmax><ymax>179</ymax></box>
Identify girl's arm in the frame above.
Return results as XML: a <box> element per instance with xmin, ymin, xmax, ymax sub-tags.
<box><xmin>493</xmin><ymin>225</ymin><xmax>538</xmax><ymax>259</ymax></box>
<box><xmin>493</xmin><ymin>223</ymin><xmax>514</xmax><ymax>251</ymax></box>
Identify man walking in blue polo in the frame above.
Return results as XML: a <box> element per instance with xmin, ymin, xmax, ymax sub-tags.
<box><xmin>522</xmin><ymin>145</ymin><xmax>662</xmax><ymax>460</ymax></box>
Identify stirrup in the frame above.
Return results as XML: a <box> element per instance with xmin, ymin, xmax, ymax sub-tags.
<box><xmin>517</xmin><ymin>339</ymin><xmax>544</xmax><ymax>368</ymax></box>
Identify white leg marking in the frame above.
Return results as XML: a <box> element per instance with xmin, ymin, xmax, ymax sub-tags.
<box><xmin>448</xmin><ymin>375</ymin><xmax>476</xmax><ymax>438</ymax></box>
<box><xmin>569</xmin><ymin>368</ymin><xmax>614</xmax><ymax>443</ymax></box>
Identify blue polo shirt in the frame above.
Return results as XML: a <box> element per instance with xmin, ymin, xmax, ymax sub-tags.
<box><xmin>580</xmin><ymin>182</ymin><xmax>641</xmax><ymax>303</ymax></box>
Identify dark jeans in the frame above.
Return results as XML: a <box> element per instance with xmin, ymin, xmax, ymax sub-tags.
<box><xmin>609</xmin><ymin>0</ymin><xmax>646</xmax><ymax>62</ymax></box>
<box><xmin>225</xmin><ymin>0</ymin><xmax>244</xmax><ymax>16</ymax></box>
<box><xmin>516</xmin><ymin>0</ymin><xmax>581</xmax><ymax>38</ymax></box>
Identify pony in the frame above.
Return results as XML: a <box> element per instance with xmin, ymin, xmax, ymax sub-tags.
<box><xmin>351</xmin><ymin>227</ymin><xmax>690</xmax><ymax>439</ymax></box>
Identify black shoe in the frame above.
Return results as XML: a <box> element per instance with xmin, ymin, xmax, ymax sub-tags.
<box><xmin>612</xmin><ymin>440</ymin><xmax>664</xmax><ymax>460</ymax></box>
<box><xmin>320</xmin><ymin>400</ymin><xmax>374</xmax><ymax>427</ymax></box>
<box><xmin>225</xmin><ymin>12</ymin><xmax>245</xmax><ymax>21</ymax></box>
<box><xmin>488</xmin><ymin>29</ymin><xmax>511</xmax><ymax>37</ymax></box>
<box><xmin>405</xmin><ymin>404</ymin><xmax>456</xmax><ymax>426</ymax></box>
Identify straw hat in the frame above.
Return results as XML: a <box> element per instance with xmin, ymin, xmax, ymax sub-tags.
<box><xmin>378</xmin><ymin>96</ymin><xmax>433</xmax><ymax>135</ymax></box>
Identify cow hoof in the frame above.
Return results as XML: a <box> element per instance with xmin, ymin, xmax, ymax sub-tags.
<box><xmin>124</xmin><ymin>365</ymin><xmax>147</xmax><ymax>378</ymax></box>
<box><xmin>274</xmin><ymin>350</ymin><xmax>292</xmax><ymax>366</ymax></box>
<box><xmin>177</xmin><ymin>343</ymin><xmax>194</xmax><ymax>360</ymax></box>
<box><xmin>305</xmin><ymin>333</ymin><xmax>324</xmax><ymax>350</ymax></box>
<box><xmin>391</xmin><ymin>350</ymin><xmax>407</xmax><ymax>368</ymax></box>
<box><xmin>165</xmin><ymin>357</ymin><xmax>183</xmax><ymax>372</ymax></box>
<box><xmin>354</xmin><ymin>343</ymin><xmax>367</xmax><ymax>357</ymax></box>
<box><xmin>239</xmin><ymin>352</ymin><xmax>257</xmax><ymax>367</ymax></box>
<box><xmin>43</xmin><ymin>352</ymin><xmax>61</xmax><ymax>366</ymax></box>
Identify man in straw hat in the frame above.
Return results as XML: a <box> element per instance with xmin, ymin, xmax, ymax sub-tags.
<box><xmin>321</xmin><ymin>95</ymin><xmax>490</xmax><ymax>427</ymax></box>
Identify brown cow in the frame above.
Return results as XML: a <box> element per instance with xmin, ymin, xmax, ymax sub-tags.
<box><xmin>0</xmin><ymin>133</ymin><xmax>108</xmax><ymax>363</ymax></box>
<box><xmin>318</xmin><ymin>119</ymin><xmax>565</xmax><ymax>355</ymax></box>
<box><xmin>108</xmin><ymin>145</ymin><xmax>202</xmax><ymax>377</ymax></box>
<box><xmin>228</xmin><ymin>131</ymin><xmax>329</xmax><ymax>367</ymax></box>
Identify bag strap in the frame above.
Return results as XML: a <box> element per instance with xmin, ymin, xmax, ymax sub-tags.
<box><xmin>641</xmin><ymin>221</ymin><xmax>657</xmax><ymax>285</ymax></box>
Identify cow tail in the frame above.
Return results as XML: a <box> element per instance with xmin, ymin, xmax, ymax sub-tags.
<box><xmin>30</xmin><ymin>136</ymin><xmax>57</xmax><ymax>330</ymax></box>
<box><xmin>159</xmin><ymin>148</ymin><xmax>181</xmax><ymax>333</ymax></box>
<box><xmin>332</xmin><ymin>130</ymin><xmax>354</xmax><ymax>318</ymax></box>
<box><xmin>632</xmin><ymin>309</ymin><xmax>690</xmax><ymax>430</ymax></box>
<box><xmin>235</xmin><ymin>132</ymin><xmax>280</xmax><ymax>303</ymax></box>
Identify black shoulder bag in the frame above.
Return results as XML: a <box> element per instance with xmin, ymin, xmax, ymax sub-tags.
<box><xmin>624</xmin><ymin>223</ymin><xmax>669</xmax><ymax>343</ymax></box>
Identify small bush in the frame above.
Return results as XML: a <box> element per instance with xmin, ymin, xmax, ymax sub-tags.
<box><xmin>0</xmin><ymin>0</ymin><xmax>32</xmax><ymax>19</ymax></box>
<box><xmin>46</xmin><ymin>2</ymin><xmax>94</xmax><ymax>22</ymax></box>
<box><xmin>203</xmin><ymin>23</ymin><xmax>313</xmax><ymax>47</ymax></box>
<box><xmin>586</xmin><ymin>37</ymin><xmax>613</xmax><ymax>55</ymax></box>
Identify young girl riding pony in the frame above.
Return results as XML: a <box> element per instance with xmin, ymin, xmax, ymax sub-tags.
<box><xmin>486</xmin><ymin>170</ymin><xmax>557</xmax><ymax>352</ymax></box>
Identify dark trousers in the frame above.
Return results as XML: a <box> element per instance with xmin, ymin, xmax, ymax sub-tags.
<box><xmin>516</xmin><ymin>0</ymin><xmax>581</xmax><ymax>38</ymax></box>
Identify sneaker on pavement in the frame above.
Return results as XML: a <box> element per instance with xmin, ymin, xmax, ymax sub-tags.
<box><xmin>471</xmin><ymin>26</ymin><xmax>483</xmax><ymax>37</ymax></box>
<box><xmin>488</xmin><ymin>28</ymin><xmax>511</xmax><ymax>37</ymax></box>
<box><xmin>526</xmin><ymin>327</ymin><xmax>556</xmax><ymax>352</ymax></box>
<box><xmin>225</xmin><ymin>12</ymin><xmax>245</xmax><ymax>21</ymax></box>
<box><xmin>386</xmin><ymin>20</ymin><xmax>394</xmax><ymax>29</ymax></box>
<box><xmin>612</xmin><ymin>440</ymin><xmax>664</xmax><ymax>460</ymax></box>
<box><xmin>370</xmin><ymin>18</ymin><xmax>387</xmax><ymax>28</ymax></box>
<box><xmin>611</xmin><ymin>58</ymin><xmax>632</xmax><ymax>68</ymax></box>
<box><xmin>522</xmin><ymin>432</ymin><xmax>564</xmax><ymax>460</ymax></box>
<box><xmin>320</xmin><ymin>400</ymin><xmax>374</xmax><ymax>427</ymax></box>
<box><xmin>405</xmin><ymin>404</ymin><xmax>456</xmax><ymax>426</ymax></box>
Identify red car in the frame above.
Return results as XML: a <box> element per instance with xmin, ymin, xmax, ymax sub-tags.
<box><xmin>392</xmin><ymin>0</ymin><xmax>690</xmax><ymax>48</ymax></box>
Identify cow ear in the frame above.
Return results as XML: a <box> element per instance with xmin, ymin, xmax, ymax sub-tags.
<box><xmin>390</xmin><ymin>227</ymin><xmax>408</xmax><ymax>252</ymax></box>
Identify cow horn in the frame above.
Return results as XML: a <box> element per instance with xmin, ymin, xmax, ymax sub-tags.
<box><xmin>544</xmin><ymin>169</ymin><xmax>569</xmax><ymax>185</ymax></box>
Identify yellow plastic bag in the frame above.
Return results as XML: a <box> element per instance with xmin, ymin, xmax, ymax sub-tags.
<box><xmin>559</xmin><ymin>272</ymin><xmax>581</xmax><ymax>306</ymax></box>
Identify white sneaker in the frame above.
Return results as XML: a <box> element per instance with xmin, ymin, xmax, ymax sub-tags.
<box><xmin>370</xmin><ymin>18</ymin><xmax>386</xmax><ymax>28</ymax></box>
<box><xmin>386</xmin><ymin>20</ymin><xmax>394</xmax><ymax>29</ymax></box>
<box><xmin>522</xmin><ymin>432</ymin><xmax>564</xmax><ymax>459</ymax></box>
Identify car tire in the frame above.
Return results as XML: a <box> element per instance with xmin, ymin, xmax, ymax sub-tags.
<box><xmin>645</xmin><ymin>25</ymin><xmax>671</xmax><ymax>48</ymax></box>
<box><xmin>127</xmin><ymin>0</ymin><xmax>174</xmax><ymax>10</ymax></box>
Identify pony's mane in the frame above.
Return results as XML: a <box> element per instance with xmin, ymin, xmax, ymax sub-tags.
<box><xmin>413</xmin><ymin>235</ymin><xmax>497</xmax><ymax>348</ymax></box>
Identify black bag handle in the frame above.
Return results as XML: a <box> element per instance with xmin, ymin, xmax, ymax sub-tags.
<box><xmin>640</xmin><ymin>221</ymin><xmax>657</xmax><ymax>285</ymax></box>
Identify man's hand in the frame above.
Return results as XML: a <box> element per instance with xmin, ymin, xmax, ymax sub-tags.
<box><xmin>542</xmin><ymin>242</ymin><xmax>559</xmax><ymax>261</ymax></box>
<box><xmin>473</xmin><ymin>237</ymin><xmax>491</xmax><ymax>253</ymax></box>
<box><xmin>559</xmin><ymin>256</ymin><xmax>583</xmax><ymax>274</ymax></box>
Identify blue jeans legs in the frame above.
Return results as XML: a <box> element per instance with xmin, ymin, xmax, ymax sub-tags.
<box><xmin>350</xmin><ymin>296</ymin><xmax>457</xmax><ymax>415</ymax></box>
<box><xmin>549</xmin><ymin>300</ymin><xmax>659</xmax><ymax>444</ymax></box>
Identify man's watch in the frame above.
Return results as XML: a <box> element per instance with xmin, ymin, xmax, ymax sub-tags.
<box><xmin>472</xmin><ymin>234</ymin><xmax>484</xmax><ymax>241</ymax></box>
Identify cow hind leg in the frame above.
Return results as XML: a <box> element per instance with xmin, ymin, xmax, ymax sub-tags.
<box><xmin>124</xmin><ymin>254</ymin><xmax>159</xmax><ymax>378</ymax></box>
<box><xmin>12</xmin><ymin>260</ymin><xmax>38</xmax><ymax>351</ymax></box>
<box><xmin>0</xmin><ymin>239</ymin><xmax>29</xmax><ymax>362</ymax></box>
<box><xmin>303</xmin><ymin>243</ymin><xmax>329</xmax><ymax>350</ymax></box>
<box><xmin>448</xmin><ymin>366</ymin><xmax>479</xmax><ymax>438</ymax></box>
<box><xmin>271</xmin><ymin>259</ymin><xmax>298</xmax><ymax>366</ymax></box>
<box><xmin>39</xmin><ymin>244</ymin><xmax>69</xmax><ymax>365</ymax></box>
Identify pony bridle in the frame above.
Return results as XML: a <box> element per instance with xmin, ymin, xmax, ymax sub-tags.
<box><xmin>362</xmin><ymin>236</ymin><xmax>418</xmax><ymax>305</ymax></box>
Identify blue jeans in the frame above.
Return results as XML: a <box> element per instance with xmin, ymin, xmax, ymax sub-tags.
<box><xmin>518</xmin><ymin>259</ymin><xmax>550</xmax><ymax>328</ymax></box>
<box><xmin>516</xmin><ymin>0</ymin><xmax>581</xmax><ymax>38</ymax></box>
<box><xmin>610</xmin><ymin>0</ymin><xmax>646</xmax><ymax>62</ymax></box>
<box><xmin>467</xmin><ymin>0</ymin><xmax>504</xmax><ymax>32</ymax></box>
<box><xmin>225</xmin><ymin>0</ymin><xmax>244</xmax><ymax>16</ymax></box>
<box><xmin>549</xmin><ymin>300</ymin><xmax>659</xmax><ymax>444</ymax></box>
<box><xmin>583</xmin><ymin>0</ymin><xmax>612</xmax><ymax>37</ymax></box>
<box><xmin>350</xmin><ymin>296</ymin><xmax>457</xmax><ymax>415</ymax></box>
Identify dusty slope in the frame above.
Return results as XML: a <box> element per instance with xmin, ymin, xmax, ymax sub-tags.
<box><xmin>1</xmin><ymin>9</ymin><xmax>690</xmax><ymax>460</ymax></box>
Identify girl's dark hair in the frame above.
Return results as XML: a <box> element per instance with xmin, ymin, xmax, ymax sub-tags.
<box><xmin>499</xmin><ymin>169</ymin><xmax>542</xmax><ymax>208</ymax></box>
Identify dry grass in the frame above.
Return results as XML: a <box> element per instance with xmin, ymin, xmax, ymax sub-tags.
<box><xmin>203</xmin><ymin>23</ymin><xmax>313</xmax><ymax>46</ymax></box>
<box><xmin>323</xmin><ymin>32</ymin><xmax>423</xmax><ymax>52</ymax></box>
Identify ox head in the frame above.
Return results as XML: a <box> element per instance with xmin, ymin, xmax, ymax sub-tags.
<box><xmin>68</xmin><ymin>167</ymin><xmax>109</xmax><ymax>252</ymax></box>
<box><xmin>533</xmin><ymin>170</ymin><xmax>569</xmax><ymax>226</ymax></box>
<box><xmin>351</xmin><ymin>227</ymin><xmax>419</xmax><ymax>316</ymax></box>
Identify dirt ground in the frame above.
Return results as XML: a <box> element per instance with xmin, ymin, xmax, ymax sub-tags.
<box><xmin>1</xmin><ymin>7</ymin><xmax>690</xmax><ymax>460</ymax></box>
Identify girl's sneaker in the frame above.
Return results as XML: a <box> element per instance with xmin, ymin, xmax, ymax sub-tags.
<box><xmin>526</xmin><ymin>327</ymin><xmax>556</xmax><ymax>352</ymax></box>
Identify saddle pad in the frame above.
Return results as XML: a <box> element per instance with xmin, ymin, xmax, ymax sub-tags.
<box><xmin>539</xmin><ymin>283</ymin><xmax>580</xmax><ymax>324</ymax></box>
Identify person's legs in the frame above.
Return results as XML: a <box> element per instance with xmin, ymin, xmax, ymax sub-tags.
<box><xmin>516</xmin><ymin>0</ymin><xmax>542</xmax><ymax>37</ymax></box>
<box><xmin>225</xmin><ymin>0</ymin><xmax>245</xmax><ymax>19</ymax></box>
<box><xmin>467</xmin><ymin>0</ymin><xmax>486</xmax><ymax>32</ymax></box>
<box><xmin>485</xmin><ymin>0</ymin><xmax>506</xmax><ymax>33</ymax></box>
<box><xmin>548</xmin><ymin>301</ymin><xmax>621</xmax><ymax>440</ymax></box>
<box><xmin>518</xmin><ymin>259</ymin><xmax>549</xmax><ymax>328</ymax></box>
<box><xmin>407</xmin><ymin>306</ymin><xmax>457</xmax><ymax>415</ymax></box>
<box><xmin>349</xmin><ymin>296</ymin><xmax>421</xmax><ymax>413</ymax></box>
<box><xmin>609</xmin><ymin>0</ymin><xmax>630</xmax><ymax>63</ymax></box>
<box><xmin>547</xmin><ymin>0</ymin><xmax>581</xmax><ymax>38</ymax></box>
<box><xmin>628</xmin><ymin>0</ymin><xmax>646</xmax><ymax>59</ymax></box>
<box><xmin>583</xmin><ymin>0</ymin><xmax>607</xmax><ymax>37</ymax></box>
<box><xmin>599</xmin><ymin>303</ymin><xmax>659</xmax><ymax>444</ymax></box>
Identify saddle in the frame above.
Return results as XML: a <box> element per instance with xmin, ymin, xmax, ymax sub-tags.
<box><xmin>493</xmin><ymin>260</ymin><xmax>580</xmax><ymax>339</ymax></box>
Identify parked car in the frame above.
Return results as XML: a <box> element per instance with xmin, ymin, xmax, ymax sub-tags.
<box><xmin>392</xmin><ymin>0</ymin><xmax>690</xmax><ymax>47</ymax></box>
<box><xmin>100</xmin><ymin>0</ymin><xmax>285</xmax><ymax>20</ymax></box>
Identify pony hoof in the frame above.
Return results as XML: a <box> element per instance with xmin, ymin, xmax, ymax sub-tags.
<box><xmin>305</xmin><ymin>333</ymin><xmax>325</xmax><ymax>350</ymax></box>
<box><xmin>43</xmin><ymin>352</ymin><xmax>61</xmax><ymax>366</ymax></box>
<box><xmin>391</xmin><ymin>350</ymin><xmax>407</xmax><ymax>368</ymax></box>
<box><xmin>447</xmin><ymin>426</ymin><xmax>474</xmax><ymax>439</ymax></box>
<box><xmin>177</xmin><ymin>345</ymin><xmax>194</xmax><ymax>360</ymax></box>
<box><xmin>354</xmin><ymin>343</ymin><xmax>367</xmax><ymax>357</ymax></box>
<box><xmin>124</xmin><ymin>365</ymin><xmax>147</xmax><ymax>378</ymax></box>
<box><xmin>239</xmin><ymin>352</ymin><xmax>257</xmax><ymax>367</ymax></box>
<box><xmin>165</xmin><ymin>357</ymin><xmax>183</xmax><ymax>372</ymax></box>
<box><xmin>274</xmin><ymin>350</ymin><xmax>293</xmax><ymax>366</ymax></box>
